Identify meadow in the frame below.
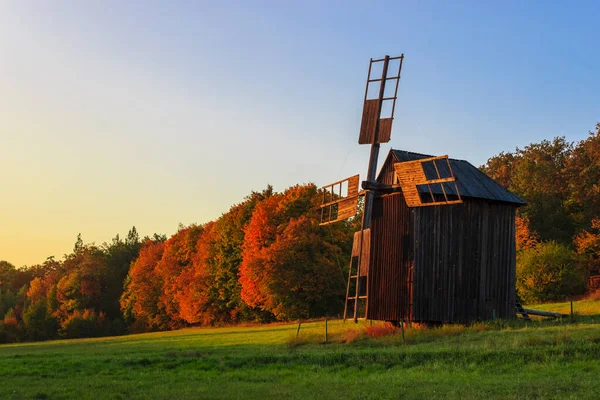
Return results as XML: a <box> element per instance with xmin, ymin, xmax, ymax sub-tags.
<box><xmin>1</xmin><ymin>299</ymin><xmax>599</xmax><ymax>400</ymax></box>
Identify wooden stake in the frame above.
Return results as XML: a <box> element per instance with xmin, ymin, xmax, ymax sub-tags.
<box><xmin>570</xmin><ymin>301</ymin><xmax>574</xmax><ymax>322</ymax></box>
<box><xmin>296</xmin><ymin>320</ymin><xmax>302</xmax><ymax>338</ymax></box>
<box><xmin>400</xmin><ymin>320</ymin><xmax>405</xmax><ymax>342</ymax></box>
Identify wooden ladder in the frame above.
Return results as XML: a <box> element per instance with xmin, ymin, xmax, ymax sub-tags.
<box><xmin>515</xmin><ymin>302</ymin><xmax>531</xmax><ymax>321</ymax></box>
<box><xmin>343</xmin><ymin>255</ymin><xmax>367</xmax><ymax>322</ymax></box>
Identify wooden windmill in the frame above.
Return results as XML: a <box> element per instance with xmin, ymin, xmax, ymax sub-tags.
<box><xmin>319</xmin><ymin>55</ymin><xmax>464</xmax><ymax>323</ymax></box>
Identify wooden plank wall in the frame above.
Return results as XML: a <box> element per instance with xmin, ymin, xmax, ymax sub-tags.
<box><xmin>367</xmin><ymin>193</ymin><xmax>413</xmax><ymax>321</ymax></box>
<box><xmin>411</xmin><ymin>200</ymin><xmax>517</xmax><ymax>323</ymax></box>
<box><xmin>351</xmin><ymin>229</ymin><xmax>371</xmax><ymax>276</ymax></box>
<box><xmin>377</xmin><ymin>154</ymin><xmax>397</xmax><ymax>185</ymax></box>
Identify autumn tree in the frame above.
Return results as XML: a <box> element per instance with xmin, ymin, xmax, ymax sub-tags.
<box><xmin>198</xmin><ymin>187</ymin><xmax>274</xmax><ymax>324</ymax></box>
<box><xmin>54</xmin><ymin>242</ymin><xmax>112</xmax><ymax>337</ymax></box>
<box><xmin>22</xmin><ymin>281</ymin><xmax>59</xmax><ymax>342</ymax></box>
<box><xmin>481</xmin><ymin>151</ymin><xmax>517</xmax><ymax>188</ymax></box>
<box><xmin>515</xmin><ymin>214</ymin><xmax>539</xmax><ymax>252</ymax></box>
<box><xmin>56</xmin><ymin>244</ymin><xmax>107</xmax><ymax>319</ymax></box>
<box><xmin>239</xmin><ymin>184</ymin><xmax>351</xmax><ymax>321</ymax></box>
<box><xmin>574</xmin><ymin>217</ymin><xmax>600</xmax><ymax>276</ymax></box>
<box><xmin>0</xmin><ymin>261</ymin><xmax>18</xmax><ymax>319</ymax></box>
<box><xmin>0</xmin><ymin>308</ymin><xmax>21</xmax><ymax>343</ymax></box>
<box><xmin>100</xmin><ymin>227</ymin><xmax>142</xmax><ymax>329</ymax></box>
<box><xmin>155</xmin><ymin>225</ymin><xmax>205</xmax><ymax>328</ymax></box>
<box><xmin>120</xmin><ymin>239</ymin><xmax>168</xmax><ymax>331</ymax></box>
<box><xmin>0</xmin><ymin>261</ymin><xmax>17</xmax><ymax>290</ymax></box>
<box><xmin>173</xmin><ymin>223</ymin><xmax>216</xmax><ymax>325</ymax></box>
<box><xmin>564</xmin><ymin>123</ymin><xmax>600</xmax><ymax>230</ymax></box>
<box><xmin>484</xmin><ymin>137</ymin><xmax>574</xmax><ymax>243</ymax></box>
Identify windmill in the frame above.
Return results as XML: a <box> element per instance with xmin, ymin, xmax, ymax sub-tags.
<box><xmin>319</xmin><ymin>55</ymin><xmax>464</xmax><ymax>323</ymax></box>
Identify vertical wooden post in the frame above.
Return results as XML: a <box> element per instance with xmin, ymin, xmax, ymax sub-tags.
<box><xmin>570</xmin><ymin>301</ymin><xmax>574</xmax><ymax>322</ymax></box>
<box><xmin>356</xmin><ymin>55</ymin><xmax>391</xmax><ymax>323</ymax></box>
<box><xmin>400</xmin><ymin>319</ymin><xmax>405</xmax><ymax>342</ymax></box>
<box><xmin>362</xmin><ymin>56</ymin><xmax>390</xmax><ymax>226</ymax></box>
<box><xmin>296</xmin><ymin>320</ymin><xmax>302</xmax><ymax>338</ymax></box>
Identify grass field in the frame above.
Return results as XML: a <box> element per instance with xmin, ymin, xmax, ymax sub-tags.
<box><xmin>1</xmin><ymin>300</ymin><xmax>600</xmax><ymax>400</ymax></box>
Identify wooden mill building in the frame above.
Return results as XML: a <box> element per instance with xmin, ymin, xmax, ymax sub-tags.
<box><xmin>320</xmin><ymin>55</ymin><xmax>525</xmax><ymax>324</ymax></box>
<box><xmin>364</xmin><ymin>149</ymin><xmax>525</xmax><ymax>324</ymax></box>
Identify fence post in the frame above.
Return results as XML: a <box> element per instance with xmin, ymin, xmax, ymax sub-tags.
<box><xmin>570</xmin><ymin>301</ymin><xmax>574</xmax><ymax>323</ymax></box>
<box><xmin>296</xmin><ymin>320</ymin><xmax>302</xmax><ymax>338</ymax></box>
<box><xmin>400</xmin><ymin>319</ymin><xmax>405</xmax><ymax>342</ymax></box>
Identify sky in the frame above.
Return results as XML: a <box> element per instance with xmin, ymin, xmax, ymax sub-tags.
<box><xmin>1</xmin><ymin>1</ymin><xmax>599</xmax><ymax>267</ymax></box>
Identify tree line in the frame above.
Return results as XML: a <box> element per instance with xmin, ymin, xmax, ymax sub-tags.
<box><xmin>1</xmin><ymin>123</ymin><xmax>599</xmax><ymax>343</ymax></box>
<box><xmin>484</xmin><ymin>123</ymin><xmax>600</xmax><ymax>302</ymax></box>
<box><xmin>1</xmin><ymin>185</ymin><xmax>355</xmax><ymax>342</ymax></box>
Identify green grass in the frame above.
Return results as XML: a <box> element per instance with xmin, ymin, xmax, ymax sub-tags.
<box><xmin>1</xmin><ymin>300</ymin><xmax>600</xmax><ymax>400</ymax></box>
<box><xmin>529</xmin><ymin>297</ymin><xmax>600</xmax><ymax>318</ymax></box>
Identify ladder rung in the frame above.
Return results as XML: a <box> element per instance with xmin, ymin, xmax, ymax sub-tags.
<box><xmin>372</xmin><ymin>55</ymin><xmax>403</xmax><ymax>62</ymax></box>
<box><xmin>368</xmin><ymin>76</ymin><xmax>399</xmax><ymax>83</ymax></box>
<box><xmin>350</xmin><ymin>275</ymin><xmax>360</xmax><ymax>279</ymax></box>
<box><xmin>347</xmin><ymin>296</ymin><xmax>368</xmax><ymax>300</ymax></box>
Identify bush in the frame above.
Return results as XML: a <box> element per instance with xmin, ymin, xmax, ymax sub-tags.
<box><xmin>1</xmin><ymin>308</ymin><xmax>24</xmax><ymax>343</ymax></box>
<box><xmin>22</xmin><ymin>301</ymin><xmax>59</xmax><ymax>341</ymax></box>
<box><xmin>364</xmin><ymin>324</ymin><xmax>398</xmax><ymax>338</ymax></box>
<box><xmin>517</xmin><ymin>241</ymin><xmax>587</xmax><ymax>303</ymax></box>
<box><xmin>60</xmin><ymin>309</ymin><xmax>109</xmax><ymax>339</ymax></box>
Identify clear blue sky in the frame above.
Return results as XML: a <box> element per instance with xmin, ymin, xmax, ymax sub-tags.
<box><xmin>1</xmin><ymin>1</ymin><xmax>599</xmax><ymax>267</ymax></box>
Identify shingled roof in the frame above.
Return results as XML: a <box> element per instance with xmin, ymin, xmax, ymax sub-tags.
<box><xmin>388</xmin><ymin>149</ymin><xmax>526</xmax><ymax>206</ymax></box>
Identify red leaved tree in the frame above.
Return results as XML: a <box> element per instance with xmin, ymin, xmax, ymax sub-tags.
<box><xmin>154</xmin><ymin>225</ymin><xmax>204</xmax><ymax>328</ymax></box>
<box><xmin>175</xmin><ymin>222</ymin><xmax>215</xmax><ymax>325</ymax></box>
<box><xmin>239</xmin><ymin>184</ymin><xmax>350</xmax><ymax>321</ymax></box>
<box><xmin>120</xmin><ymin>239</ymin><xmax>168</xmax><ymax>331</ymax></box>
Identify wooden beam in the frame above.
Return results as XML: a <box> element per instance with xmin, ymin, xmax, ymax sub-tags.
<box><xmin>522</xmin><ymin>308</ymin><xmax>568</xmax><ymax>318</ymax></box>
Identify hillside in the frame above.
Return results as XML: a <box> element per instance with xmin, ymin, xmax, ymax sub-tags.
<box><xmin>1</xmin><ymin>299</ymin><xmax>599</xmax><ymax>400</ymax></box>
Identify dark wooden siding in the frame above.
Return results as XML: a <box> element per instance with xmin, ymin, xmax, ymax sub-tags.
<box><xmin>411</xmin><ymin>200</ymin><xmax>517</xmax><ymax>323</ymax></box>
<box><xmin>376</xmin><ymin>152</ymin><xmax>397</xmax><ymax>185</ymax></box>
<box><xmin>367</xmin><ymin>193</ymin><xmax>413</xmax><ymax>321</ymax></box>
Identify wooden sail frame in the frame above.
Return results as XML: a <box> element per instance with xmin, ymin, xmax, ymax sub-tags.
<box><xmin>393</xmin><ymin>155</ymin><xmax>463</xmax><ymax>207</ymax></box>
<box><xmin>319</xmin><ymin>175</ymin><xmax>361</xmax><ymax>226</ymax></box>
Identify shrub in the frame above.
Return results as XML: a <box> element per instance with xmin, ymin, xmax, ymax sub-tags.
<box><xmin>22</xmin><ymin>301</ymin><xmax>59</xmax><ymax>341</ymax></box>
<box><xmin>586</xmin><ymin>289</ymin><xmax>600</xmax><ymax>301</ymax></box>
<box><xmin>364</xmin><ymin>324</ymin><xmax>398</xmax><ymax>338</ymax></box>
<box><xmin>1</xmin><ymin>308</ymin><xmax>23</xmax><ymax>343</ymax></box>
<box><xmin>60</xmin><ymin>309</ymin><xmax>109</xmax><ymax>339</ymax></box>
<box><xmin>517</xmin><ymin>241</ymin><xmax>587</xmax><ymax>303</ymax></box>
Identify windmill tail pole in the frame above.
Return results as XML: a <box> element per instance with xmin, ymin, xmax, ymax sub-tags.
<box><xmin>363</xmin><ymin>55</ymin><xmax>390</xmax><ymax>230</ymax></box>
<box><xmin>521</xmin><ymin>308</ymin><xmax>568</xmax><ymax>318</ymax></box>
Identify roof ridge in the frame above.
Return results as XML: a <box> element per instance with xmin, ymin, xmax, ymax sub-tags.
<box><xmin>391</xmin><ymin>149</ymin><xmax>468</xmax><ymax>163</ymax></box>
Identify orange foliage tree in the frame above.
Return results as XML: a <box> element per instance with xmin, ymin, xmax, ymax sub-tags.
<box><xmin>201</xmin><ymin>188</ymin><xmax>274</xmax><ymax>324</ymax></box>
<box><xmin>239</xmin><ymin>184</ymin><xmax>351</xmax><ymax>321</ymax></box>
<box><xmin>565</xmin><ymin>124</ymin><xmax>600</xmax><ymax>230</ymax></box>
<box><xmin>515</xmin><ymin>214</ymin><xmax>539</xmax><ymax>252</ymax></box>
<box><xmin>120</xmin><ymin>239</ymin><xmax>168</xmax><ymax>330</ymax></box>
<box><xmin>574</xmin><ymin>217</ymin><xmax>600</xmax><ymax>276</ymax></box>
<box><xmin>175</xmin><ymin>222</ymin><xmax>215</xmax><ymax>325</ymax></box>
<box><xmin>55</xmin><ymin>245</ymin><xmax>108</xmax><ymax>322</ymax></box>
<box><xmin>155</xmin><ymin>225</ymin><xmax>205</xmax><ymax>328</ymax></box>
